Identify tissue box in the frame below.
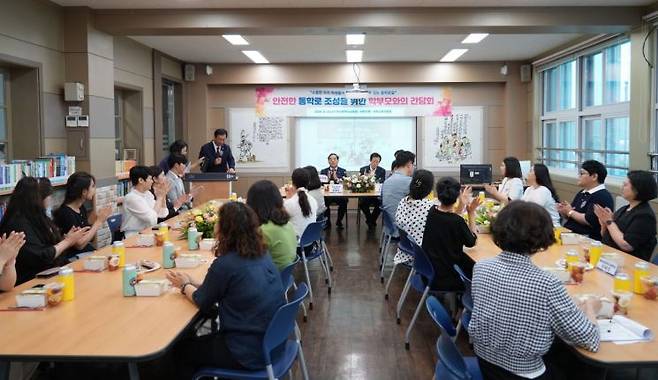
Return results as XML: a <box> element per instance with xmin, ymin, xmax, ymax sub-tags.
<box><xmin>16</xmin><ymin>289</ymin><xmax>47</xmax><ymax>308</ymax></box>
<box><xmin>175</xmin><ymin>254</ymin><xmax>202</xmax><ymax>268</ymax></box>
<box><xmin>83</xmin><ymin>256</ymin><xmax>108</xmax><ymax>272</ymax></box>
<box><xmin>135</xmin><ymin>280</ymin><xmax>170</xmax><ymax>297</ymax></box>
<box><xmin>560</xmin><ymin>233</ymin><xmax>580</xmax><ymax>245</ymax></box>
<box><xmin>137</xmin><ymin>233</ymin><xmax>155</xmax><ymax>247</ymax></box>
<box><xmin>199</xmin><ymin>239</ymin><xmax>215</xmax><ymax>251</ymax></box>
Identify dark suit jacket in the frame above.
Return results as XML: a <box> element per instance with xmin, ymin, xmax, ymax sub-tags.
<box><xmin>359</xmin><ymin>165</ymin><xmax>386</xmax><ymax>183</ymax></box>
<box><xmin>198</xmin><ymin>142</ymin><xmax>235</xmax><ymax>173</ymax></box>
<box><xmin>320</xmin><ymin>166</ymin><xmax>347</xmax><ymax>183</ymax></box>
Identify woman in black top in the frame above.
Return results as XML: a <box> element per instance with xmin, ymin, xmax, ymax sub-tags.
<box><xmin>0</xmin><ymin>177</ymin><xmax>88</xmax><ymax>284</ymax></box>
<box><xmin>595</xmin><ymin>170</ymin><xmax>658</xmax><ymax>261</ymax></box>
<box><xmin>422</xmin><ymin>177</ymin><xmax>480</xmax><ymax>290</ymax></box>
<box><xmin>53</xmin><ymin>172</ymin><xmax>113</xmax><ymax>258</ymax></box>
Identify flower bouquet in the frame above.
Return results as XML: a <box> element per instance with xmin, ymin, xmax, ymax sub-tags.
<box><xmin>342</xmin><ymin>174</ymin><xmax>376</xmax><ymax>193</ymax></box>
<box><xmin>474</xmin><ymin>203</ymin><xmax>501</xmax><ymax>234</ymax></box>
<box><xmin>180</xmin><ymin>201</ymin><xmax>220</xmax><ymax>239</ymax></box>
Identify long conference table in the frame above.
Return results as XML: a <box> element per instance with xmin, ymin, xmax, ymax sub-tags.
<box><xmin>466</xmin><ymin>232</ymin><xmax>658</xmax><ymax>370</ymax></box>
<box><xmin>0</xmin><ymin>204</ymin><xmax>218</xmax><ymax>380</ymax></box>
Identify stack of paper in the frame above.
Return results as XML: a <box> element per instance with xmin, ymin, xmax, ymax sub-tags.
<box><xmin>598</xmin><ymin>315</ymin><xmax>654</xmax><ymax>343</ymax></box>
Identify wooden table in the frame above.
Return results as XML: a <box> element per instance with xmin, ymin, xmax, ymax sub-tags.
<box><xmin>0</xmin><ymin>204</ymin><xmax>219</xmax><ymax>380</ymax></box>
<box><xmin>466</xmin><ymin>233</ymin><xmax>658</xmax><ymax>368</ymax></box>
<box><xmin>280</xmin><ymin>188</ymin><xmax>381</xmax><ymax>226</ymax></box>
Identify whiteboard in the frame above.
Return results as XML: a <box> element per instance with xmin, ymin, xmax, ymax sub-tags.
<box><xmin>295</xmin><ymin>117</ymin><xmax>417</xmax><ymax>171</ymax></box>
<box><xmin>422</xmin><ymin>107</ymin><xmax>484</xmax><ymax>170</ymax></box>
<box><xmin>228</xmin><ymin>108</ymin><xmax>290</xmax><ymax>172</ymax></box>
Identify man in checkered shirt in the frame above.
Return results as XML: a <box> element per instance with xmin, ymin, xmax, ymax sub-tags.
<box><xmin>469</xmin><ymin>201</ymin><xmax>600</xmax><ymax>380</ymax></box>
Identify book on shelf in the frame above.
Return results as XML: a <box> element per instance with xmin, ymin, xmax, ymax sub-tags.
<box><xmin>0</xmin><ymin>155</ymin><xmax>76</xmax><ymax>189</ymax></box>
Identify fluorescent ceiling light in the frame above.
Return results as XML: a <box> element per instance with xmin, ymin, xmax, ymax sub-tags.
<box><xmin>222</xmin><ymin>35</ymin><xmax>249</xmax><ymax>45</ymax></box>
<box><xmin>462</xmin><ymin>33</ymin><xmax>489</xmax><ymax>44</ymax></box>
<box><xmin>242</xmin><ymin>50</ymin><xmax>269</xmax><ymax>64</ymax></box>
<box><xmin>440</xmin><ymin>48</ymin><xmax>468</xmax><ymax>62</ymax></box>
<box><xmin>346</xmin><ymin>34</ymin><xmax>366</xmax><ymax>45</ymax></box>
<box><xmin>346</xmin><ymin>50</ymin><xmax>363</xmax><ymax>63</ymax></box>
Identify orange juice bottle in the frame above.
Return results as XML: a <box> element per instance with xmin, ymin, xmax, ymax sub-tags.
<box><xmin>588</xmin><ymin>241</ymin><xmax>602</xmax><ymax>266</ymax></box>
<box><xmin>554</xmin><ymin>227</ymin><xmax>563</xmax><ymax>245</ymax></box>
<box><xmin>58</xmin><ymin>267</ymin><xmax>75</xmax><ymax>301</ymax></box>
<box><xmin>614</xmin><ymin>273</ymin><xmax>632</xmax><ymax>293</ymax></box>
<box><xmin>634</xmin><ymin>262</ymin><xmax>650</xmax><ymax>294</ymax></box>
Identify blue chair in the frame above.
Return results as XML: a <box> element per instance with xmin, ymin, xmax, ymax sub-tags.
<box><xmin>298</xmin><ymin>220</ymin><xmax>333</xmax><ymax>309</ymax></box>
<box><xmin>425</xmin><ymin>296</ymin><xmax>457</xmax><ymax>339</ymax></box>
<box><xmin>106</xmin><ymin>214</ymin><xmax>123</xmax><ymax>242</ymax></box>
<box><xmin>280</xmin><ymin>256</ymin><xmax>308</xmax><ymax>322</ymax></box>
<box><xmin>379</xmin><ymin>208</ymin><xmax>400</xmax><ymax>283</ymax></box>
<box><xmin>401</xmin><ymin>242</ymin><xmax>457</xmax><ymax>350</ymax></box>
<box><xmin>651</xmin><ymin>252</ymin><xmax>658</xmax><ymax>266</ymax></box>
<box><xmin>453</xmin><ymin>264</ymin><xmax>473</xmax><ymax>338</ymax></box>
<box><xmin>384</xmin><ymin>229</ymin><xmax>414</xmax><ymax>301</ymax></box>
<box><xmin>434</xmin><ymin>334</ymin><xmax>483</xmax><ymax>380</ymax></box>
<box><xmin>193</xmin><ymin>283</ymin><xmax>311</xmax><ymax>380</ymax></box>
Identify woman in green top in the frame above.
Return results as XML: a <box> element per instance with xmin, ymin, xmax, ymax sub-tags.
<box><xmin>246</xmin><ymin>180</ymin><xmax>297</xmax><ymax>271</ymax></box>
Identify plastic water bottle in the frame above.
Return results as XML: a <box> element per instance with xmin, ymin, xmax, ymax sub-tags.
<box><xmin>188</xmin><ymin>225</ymin><xmax>199</xmax><ymax>250</ymax></box>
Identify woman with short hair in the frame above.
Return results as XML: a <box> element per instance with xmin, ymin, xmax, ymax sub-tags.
<box><xmin>469</xmin><ymin>201</ymin><xmax>600</xmax><ymax>380</ymax></box>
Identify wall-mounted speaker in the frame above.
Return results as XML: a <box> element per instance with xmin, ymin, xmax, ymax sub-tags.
<box><xmin>520</xmin><ymin>65</ymin><xmax>532</xmax><ymax>83</ymax></box>
<box><xmin>184</xmin><ymin>64</ymin><xmax>195</xmax><ymax>81</ymax></box>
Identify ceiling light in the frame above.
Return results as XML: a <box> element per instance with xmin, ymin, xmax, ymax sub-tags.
<box><xmin>346</xmin><ymin>34</ymin><xmax>365</xmax><ymax>45</ymax></box>
<box><xmin>346</xmin><ymin>50</ymin><xmax>363</xmax><ymax>63</ymax></box>
<box><xmin>440</xmin><ymin>49</ymin><xmax>468</xmax><ymax>62</ymax></box>
<box><xmin>242</xmin><ymin>50</ymin><xmax>269</xmax><ymax>64</ymax></box>
<box><xmin>223</xmin><ymin>35</ymin><xmax>249</xmax><ymax>45</ymax></box>
<box><xmin>462</xmin><ymin>33</ymin><xmax>489</xmax><ymax>44</ymax></box>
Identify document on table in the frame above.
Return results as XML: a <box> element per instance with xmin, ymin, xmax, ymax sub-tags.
<box><xmin>598</xmin><ymin>315</ymin><xmax>654</xmax><ymax>342</ymax></box>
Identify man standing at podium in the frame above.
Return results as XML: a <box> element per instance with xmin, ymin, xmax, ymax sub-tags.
<box><xmin>198</xmin><ymin>128</ymin><xmax>236</xmax><ymax>174</ymax></box>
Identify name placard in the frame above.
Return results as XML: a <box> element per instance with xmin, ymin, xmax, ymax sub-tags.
<box><xmin>596</xmin><ymin>257</ymin><xmax>619</xmax><ymax>276</ymax></box>
<box><xmin>329</xmin><ymin>184</ymin><xmax>344</xmax><ymax>193</ymax></box>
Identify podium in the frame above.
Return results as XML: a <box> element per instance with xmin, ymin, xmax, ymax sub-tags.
<box><xmin>184</xmin><ymin>172</ymin><xmax>238</xmax><ymax>205</ymax></box>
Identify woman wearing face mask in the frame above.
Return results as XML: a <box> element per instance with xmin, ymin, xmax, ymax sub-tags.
<box><xmin>0</xmin><ymin>177</ymin><xmax>89</xmax><ymax>284</ymax></box>
<box><xmin>53</xmin><ymin>172</ymin><xmax>113</xmax><ymax>257</ymax></box>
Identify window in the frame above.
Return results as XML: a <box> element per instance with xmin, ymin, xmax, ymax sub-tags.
<box><xmin>114</xmin><ymin>89</ymin><xmax>123</xmax><ymax>161</ymax></box>
<box><xmin>540</xmin><ymin>40</ymin><xmax>630</xmax><ymax>176</ymax></box>
<box><xmin>543</xmin><ymin>60</ymin><xmax>576</xmax><ymax>113</ymax></box>
<box><xmin>162</xmin><ymin>80</ymin><xmax>176</xmax><ymax>151</ymax></box>
<box><xmin>0</xmin><ymin>70</ymin><xmax>8</xmax><ymax>161</ymax></box>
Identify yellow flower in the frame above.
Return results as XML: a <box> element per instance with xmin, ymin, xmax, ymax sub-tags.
<box><xmin>191</xmin><ymin>209</ymin><xmax>203</xmax><ymax>216</ymax></box>
<box><xmin>195</xmin><ymin>215</ymin><xmax>204</xmax><ymax>223</ymax></box>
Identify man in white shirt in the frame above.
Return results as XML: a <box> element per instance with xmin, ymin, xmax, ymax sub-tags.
<box><xmin>121</xmin><ymin>166</ymin><xmax>169</xmax><ymax>237</ymax></box>
<box><xmin>166</xmin><ymin>153</ymin><xmax>193</xmax><ymax>212</ymax></box>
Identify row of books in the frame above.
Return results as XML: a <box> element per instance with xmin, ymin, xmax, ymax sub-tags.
<box><xmin>0</xmin><ymin>155</ymin><xmax>76</xmax><ymax>188</ymax></box>
<box><xmin>115</xmin><ymin>160</ymin><xmax>137</xmax><ymax>175</ymax></box>
<box><xmin>117</xmin><ymin>180</ymin><xmax>132</xmax><ymax>198</ymax></box>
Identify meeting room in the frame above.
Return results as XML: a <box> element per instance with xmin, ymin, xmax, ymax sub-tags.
<box><xmin>1</xmin><ymin>1</ymin><xmax>658</xmax><ymax>379</ymax></box>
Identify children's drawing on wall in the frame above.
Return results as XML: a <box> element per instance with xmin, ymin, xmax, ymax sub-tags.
<box><xmin>237</xmin><ymin>130</ymin><xmax>255</xmax><ymax>163</ymax></box>
<box><xmin>434</xmin><ymin>113</ymin><xmax>473</xmax><ymax>164</ymax></box>
<box><xmin>229</xmin><ymin>108</ymin><xmax>290</xmax><ymax>170</ymax></box>
<box><xmin>423</xmin><ymin>107</ymin><xmax>483</xmax><ymax>170</ymax></box>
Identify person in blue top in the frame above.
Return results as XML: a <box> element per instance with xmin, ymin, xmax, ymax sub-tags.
<box><xmin>320</xmin><ymin>153</ymin><xmax>348</xmax><ymax>229</ymax></box>
<box><xmin>381</xmin><ymin>150</ymin><xmax>416</xmax><ymax>222</ymax></box>
<box><xmin>359</xmin><ymin>152</ymin><xmax>386</xmax><ymax>230</ymax></box>
<box><xmin>166</xmin><ymin>201</ymin><xmax>285</xmax><ymax>378</ymax></box>
<box><xmin>557</xmin><ymin>160</ymin><xmax>614</xmax><ymax>241</ymax></box>
<box><xmin>198</xmin><ymin>128</ymin><xmax>236</xmax><ymax>174</ymax></box>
